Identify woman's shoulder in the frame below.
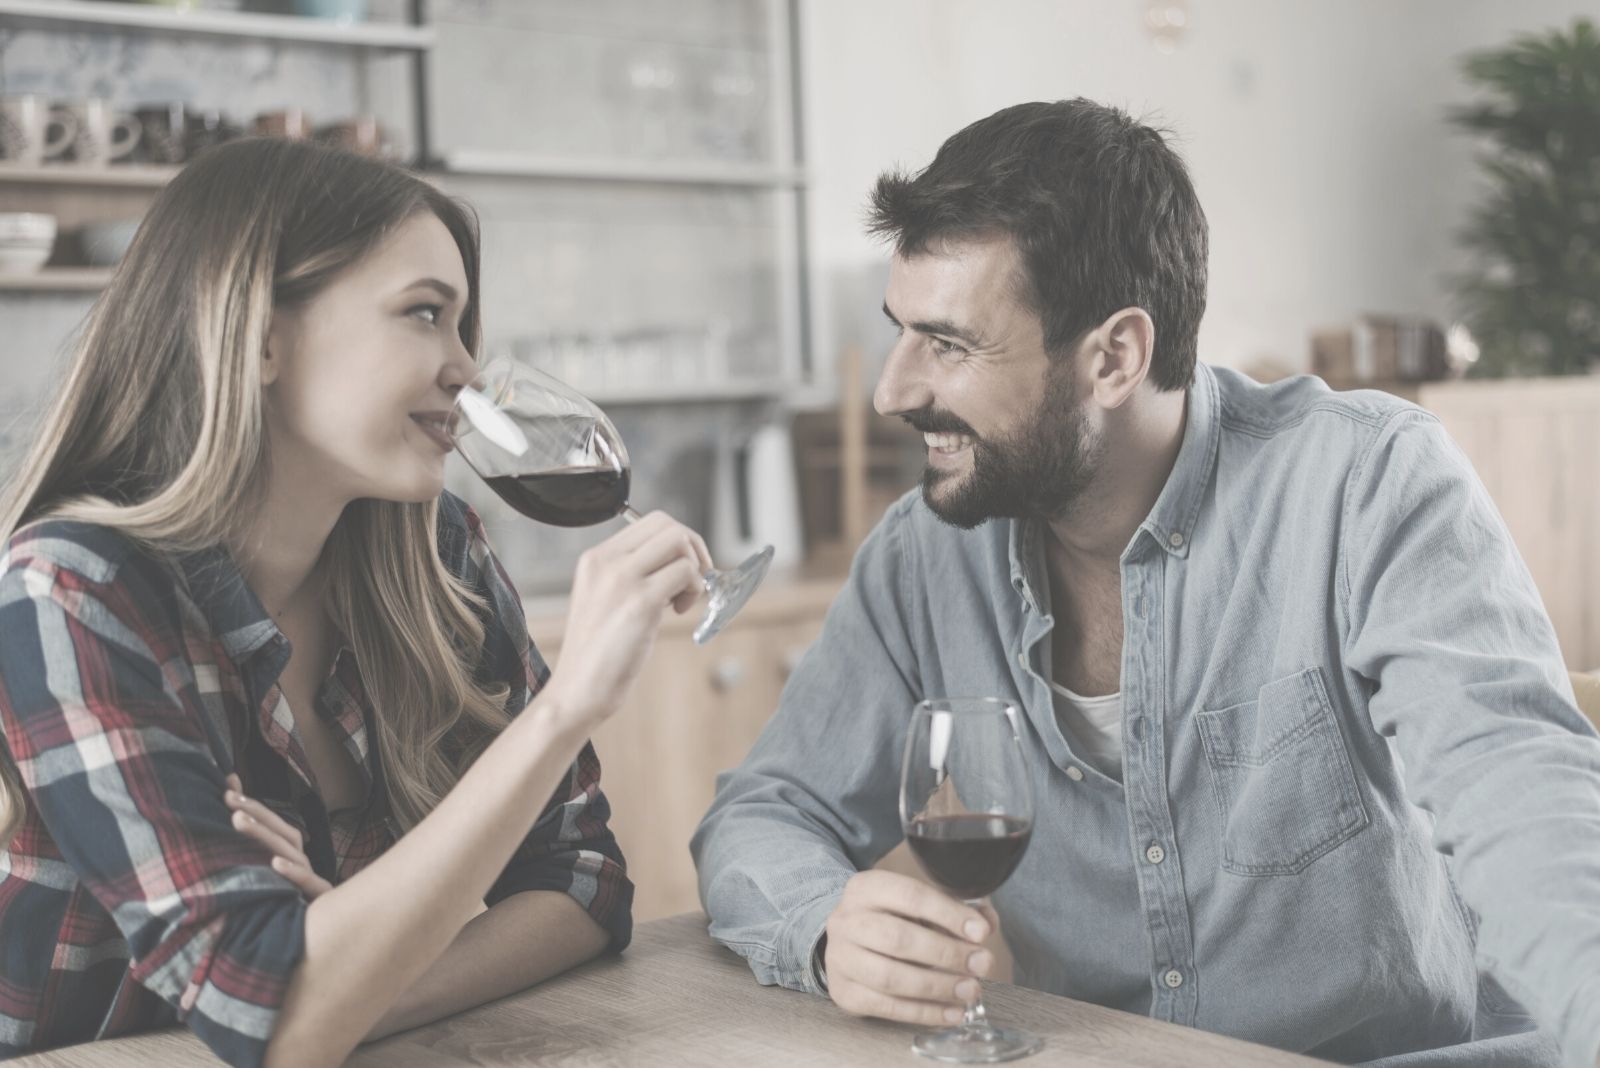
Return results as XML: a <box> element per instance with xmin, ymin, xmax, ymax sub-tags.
<box><xmin>1</xmin><ymin>517</ymin><xmax>160</xmax><ymax>590</ymax></box>
<box><xmin>433</xmin><ymin>489</ymin><xmax>491</xmax><ymax>577</ymax></box>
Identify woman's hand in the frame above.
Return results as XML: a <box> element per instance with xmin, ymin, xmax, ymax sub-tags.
<box><xmin>541</xmin><ymin>510</ymin><xmax>712</xmax><ymax>730</ymax></box>
<box><xmin>225</xmin><ymin>773</ymin><xmax>332</xmax><ymax>899</ymax></box>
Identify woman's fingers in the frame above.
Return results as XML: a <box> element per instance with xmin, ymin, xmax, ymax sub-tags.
<box><xmin>226</xmin><ymin>790</ymin><xmax>306</xmax><ymax>848</ymax></box>
<box><xmin>270</xmin><ymin>855</ymin><xmax>333</xmax><ymax>899</ymax></box>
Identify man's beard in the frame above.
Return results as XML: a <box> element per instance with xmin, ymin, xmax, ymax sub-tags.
<box><xmin>906</xmin><ymin>364</ymin><xmax>1099</xmax><ymax>530</ymax></box>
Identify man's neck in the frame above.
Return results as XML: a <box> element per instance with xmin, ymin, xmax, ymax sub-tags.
<box><xmin>1043</xmin><ymin>387</ymin><xmax>1189</xmax><ymax>578</ymax></box>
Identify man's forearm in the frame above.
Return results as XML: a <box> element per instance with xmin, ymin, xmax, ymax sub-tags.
<box><xmin>365</xmin><ymin>890</ymin><xmax>609</xmax><ymax>1041</ymax></box>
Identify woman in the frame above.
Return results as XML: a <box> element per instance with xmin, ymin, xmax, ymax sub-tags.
<box><xmin>0</xmin><ymin>138</ymin><xmax>710</xmax><ymax>1067</ymax></box>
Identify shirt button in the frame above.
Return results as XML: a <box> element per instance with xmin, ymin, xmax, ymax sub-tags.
<box><xmin>1168</xmin><ymin>531</ymin><xmax>1185</xmax><ymax>548</ymax></box>
<box><xmin>1145</xmin><ymin>843</ymin><xmax>1166</xmax><ymax>865</ymax></box>
<box><xmin>1065</xmin><ymin>766</ymin><xmax>1084</xmax><ymax>782</ymax></box>
<box><xmin>1163</xmin><ymin>968</ymin><xmax>1184</xmax><ymax>988</ymax></box>
<box><xmin>1017</xmin><ymin>652</ymin><xmax>1028</xmax><ymax>670</ymax></box>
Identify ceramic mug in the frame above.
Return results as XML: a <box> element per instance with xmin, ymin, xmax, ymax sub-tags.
<box><xmin>253</xmin><ymin>108</ymin><xmax>312</xmax><ymax>141</ymax></box>
<box><xmin>60</xmin><ymin>98</ymin><xmax>141</xmax><ymax>167</ymax></box>
<box><xmin>0</xmin><ymin>95</ymin><xmax>77</xmax><ymax>166</ymax></box>
<box><xmin>183</xmin><ymin>109</ymin><xmax>242</xmax><ymax>157</ymax></box>
<box><xmin>134</xmin><ymin>103</ymin><xmax>191</xmax><ymax>164</ymax></box>
<box><xmin>316</xmin><ymin>116</ymin><xmax>383</xmax><ymax>157</ymax></box>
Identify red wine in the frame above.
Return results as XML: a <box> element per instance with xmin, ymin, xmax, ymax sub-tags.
<box><xmin>906</xmin><ymin>814</ymin><xmax>1031</xmax><ymax>900</ymax></box>
<box><xmin>485</xmin><ymin>467</ymin><xmax>631</xmax><ymax>527</ymax></box>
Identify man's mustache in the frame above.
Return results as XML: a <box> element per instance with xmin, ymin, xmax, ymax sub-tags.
<box><xmin>901</xmin><ymin>408</ymin><xmax>978</xmax><ymax>437</ymax></box>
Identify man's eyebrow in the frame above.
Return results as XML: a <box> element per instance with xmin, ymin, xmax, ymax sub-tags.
<box><xmin>882</xmin><ymin>302</ymin><xmax>987</xmax><ymax>348</ymax></box>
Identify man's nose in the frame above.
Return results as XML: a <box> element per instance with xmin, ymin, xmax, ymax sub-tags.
<box><xmin>874</xmin><ymin>336</ymin><xmax>931</xmax><ymax>417</ymax></box>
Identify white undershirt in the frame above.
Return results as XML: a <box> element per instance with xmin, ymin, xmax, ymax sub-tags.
<box><xmin>1049</xmin><ymin>680</ymin><xmax>1125</xmax><ymax>783</ymax></box>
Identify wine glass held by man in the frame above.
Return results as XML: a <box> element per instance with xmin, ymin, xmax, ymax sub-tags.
<box><xmin>0</xmin><ymin>138</ymin><xmax>710</xmax><ymax>1068</ymax></box>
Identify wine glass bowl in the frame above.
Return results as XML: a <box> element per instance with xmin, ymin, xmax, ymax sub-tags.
<box><xmin>450</xmin><ymin>358</ymin><xmax>772</xmax><ymax>643</ymax></box>
<box><xmin>900</xmin><ymin>698</ymin><xmax>1042</xmax><ymax>1064</ymax></box>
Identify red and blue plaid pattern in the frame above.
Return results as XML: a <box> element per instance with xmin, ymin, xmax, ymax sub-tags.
<box><xmin>0</xmin><ymin>494</ymin><xmax>631</xmax><ymax>1066</ymax></box>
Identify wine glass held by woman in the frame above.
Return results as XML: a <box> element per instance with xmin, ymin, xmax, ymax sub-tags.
<box><xmin>449</xmin><ymin>360</ymin><xmax>773</xmax><ymax>644</ymax></box>
<box><xmin>0</xmin><ymin>138</ymin><xmax>708</xmax><ymax>1068</ymax></box>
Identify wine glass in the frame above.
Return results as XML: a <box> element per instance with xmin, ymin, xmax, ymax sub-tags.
<box><xmin>900</xmin><ymin>698</ymin><xmax>1041</xmax><ymax>1063</ymax></box>
<box><xmin>451</xmin><ymin>357</ymin><xmax>773</xmax><ymax>644</ymax></box>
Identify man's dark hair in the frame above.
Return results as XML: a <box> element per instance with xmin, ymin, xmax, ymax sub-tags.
<box><xmin>867</xmin><ymin>98</ymin><xmax>1208</xmax><ymax>391</ymax></box>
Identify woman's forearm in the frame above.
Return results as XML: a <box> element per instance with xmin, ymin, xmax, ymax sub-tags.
<box><xmin>264</xmin><ymin>693</ymin><xmax>592</xmax><ymax>1068</ymax></box>
<box><xmin>365</xmin><ymin>890</ymin><xmax>609</xmax><ymax>1041</ymax></box>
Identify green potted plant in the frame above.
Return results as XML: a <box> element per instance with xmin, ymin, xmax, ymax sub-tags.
<box><xmin>1449</xmin><ymin>18</ymin><xmax>1600</xmax><ymax>378</ymax></box>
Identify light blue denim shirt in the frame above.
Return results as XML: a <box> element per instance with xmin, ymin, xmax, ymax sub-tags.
<box><xmin>692</xmin><ymin>363</ymin><xmax>1600</xmax><ymax>1068</ymax></box>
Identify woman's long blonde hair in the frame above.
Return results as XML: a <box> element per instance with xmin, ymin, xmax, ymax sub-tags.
<box><xmin>0</xmin><ymin>138</ymin><xmax>512</xmax><ymax>847</ymax></box>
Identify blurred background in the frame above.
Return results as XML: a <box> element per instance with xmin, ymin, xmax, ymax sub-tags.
<box><xmin>2</xmin><ymin>0</ymin><xmax>1596</xmax><ymax>920</ymax></box>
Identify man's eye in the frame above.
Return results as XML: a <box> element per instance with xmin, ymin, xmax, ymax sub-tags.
<box><xmin>930</xmin><ymin>336</ymin><xmax>966</xmax><ymax>357</ymax></box>
<box><xmin>409</xmin><ymin>304</ymin><xmax>442</xmax><ymax>326</ymax></box>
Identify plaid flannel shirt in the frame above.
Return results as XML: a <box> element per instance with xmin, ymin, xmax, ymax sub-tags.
<box><xmin>0</xmin><ymin>492</ymin><xmax>631</xmax><ymax>1066</ymax></box>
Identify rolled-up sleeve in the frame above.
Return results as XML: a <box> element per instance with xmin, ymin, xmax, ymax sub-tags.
<box><xmin>691</xmin><ymin>493</ymin><xmax>922</xmax><ymax>993</ymax></box>
<box><xmin>0</xmin><ymin>549</ymin><xmax>306</xmax><ymax>1068</ymax></box>
<box><xmin>450</xmin><ymin>496</ymin><xmax>633</xmax><ymax>950</ymax></box>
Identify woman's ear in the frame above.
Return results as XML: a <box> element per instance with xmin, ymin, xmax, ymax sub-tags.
<box><xmin>261</xmin><ymin>316</ymin><xmax>288</xmax><ymax>387</ymax></box>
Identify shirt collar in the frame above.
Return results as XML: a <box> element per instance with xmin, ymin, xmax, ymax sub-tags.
<box><xmin>1006</xmin><ymin>362</ymin><xmax>1220</xmax><ymax>604</ymax></box>
<box><xmin>176</xmin><ymin>545</ymin><xmax>283</xmax><ymax>663</ymax></box>
<box><xmin>1135</xmin><ymin>361</ymin><xmax>1220</xmax><ymax>561</ymax></box>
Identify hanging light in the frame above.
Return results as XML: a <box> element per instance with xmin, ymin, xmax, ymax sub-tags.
<box><xmin>1143</xmin><ymin>0</ymin><xmax>1190</xmax><ymax>53</ymax></box>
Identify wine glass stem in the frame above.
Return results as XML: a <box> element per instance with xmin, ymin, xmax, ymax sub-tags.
<box><xmin>961</xmin><ymin>898</ymin><xmax>995</xmax><ymax>1037</ymax></box>
<box><xmin>620</xmin><ymin>505</ymin><xmax>714</xmax><ymax>585</ymax></box>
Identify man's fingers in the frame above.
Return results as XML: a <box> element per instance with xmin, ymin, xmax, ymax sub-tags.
<box><xmin>850</xmin><ymin>911</ymin><xmax>986</xmax><ymax>977</ymax></box>
<box><xmin>853</xmin><ymin>870</ymin><xmax>990</xmax><ymax>942</ymax></box>
<box><xmin>831</xmin><ymin>942</ymin><xmax>974</xmax><ymax>1004</ymax></box>
<box><xmin>832</xmin><ymin>978</ymin><xmax>965</xmax><ymax>1027</ymax></box>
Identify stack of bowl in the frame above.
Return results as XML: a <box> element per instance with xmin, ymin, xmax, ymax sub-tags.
<box><xmin>0</xmin><ymin>213</ymin><xmax>57</xmax><ymax>275</ymax></box>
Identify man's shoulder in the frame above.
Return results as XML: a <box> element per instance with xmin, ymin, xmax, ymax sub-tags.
<box><xmin>861</xmin><ymin>487</ymin><xmax>1012</xmax><ymax>575</ymax></box>
<box><xmin>1207</xmin><ymin>366</ymin><xmax>1435</xmax><ymax>469</ymax></box>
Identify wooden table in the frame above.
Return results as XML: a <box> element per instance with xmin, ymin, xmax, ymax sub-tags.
<box><xmin>15</xmin><ymin>914</ymin><xmax>1324</xmax><ymax>1067</ymax></box>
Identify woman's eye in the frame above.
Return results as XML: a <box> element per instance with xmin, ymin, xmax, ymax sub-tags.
<box><xmin>409</xmin><ymin>303</ymin><xmax>442</xmax><ymax>326</ymax></box>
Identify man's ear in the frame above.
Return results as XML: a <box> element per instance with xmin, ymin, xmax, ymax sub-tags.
<box><xmin>1083</xmin><ymin>307</ymin><xmax>1155</xmax><ymax>409</ymax></box>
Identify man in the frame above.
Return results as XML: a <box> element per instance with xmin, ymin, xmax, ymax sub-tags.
<box><xmin>691</xmin><ymin>98</ymin><xmax>1600</xmax><ymax>1067</ymax></box>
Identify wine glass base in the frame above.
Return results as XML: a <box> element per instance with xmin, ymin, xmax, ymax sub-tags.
<box><xmin>912</xmin><ymin>1025</ymin><xmax>1043</xmax><ymax>1064</ymax></box>
<box><xmin>693</xmin><ymin>544</ymin><xmax>774</xmax><ymax>644</ymax></box>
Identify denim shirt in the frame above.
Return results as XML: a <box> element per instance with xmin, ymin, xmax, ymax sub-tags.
<box><xmin>692</xmin><ymin>363</ymin><xmax>1600</xmax><ymax>1068</ymax></box>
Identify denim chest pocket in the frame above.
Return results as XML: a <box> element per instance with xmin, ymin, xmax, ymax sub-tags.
<box><xmin>1195</xmin><ymin>667</ymin><xmax>1369</xmax><ymax>876</ymax></box>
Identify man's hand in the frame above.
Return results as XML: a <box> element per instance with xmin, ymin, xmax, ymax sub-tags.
<box><xmin>823</xmin><ymin>870</ymin><xmax>995</xmax><ymax>1026</ymax></box>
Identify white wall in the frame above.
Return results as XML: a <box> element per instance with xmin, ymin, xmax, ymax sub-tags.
<box><xmin>798</xmin><ymin>0</ymin><xmax>1598</xmax><ymax>388</ymax></box>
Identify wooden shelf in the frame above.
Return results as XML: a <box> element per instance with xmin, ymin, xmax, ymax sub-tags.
<box><xmin>0</xmin><ymin>0</ymin><xmax>434</xmax><ymax>50</ymax></box>
<box><xmin>0</xmin><ymin>163</ymin><xmax>178</xmax><ymax>188</ymax></box>
<box><xmin>0</xmin><ymin>268</ymin><xmax>112</xmax><ymax>292</ymax></box>
<box><xmin>437</xmin><ymin>150</ymin><xmax>805</xmax><ymax>190</ymax></box>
